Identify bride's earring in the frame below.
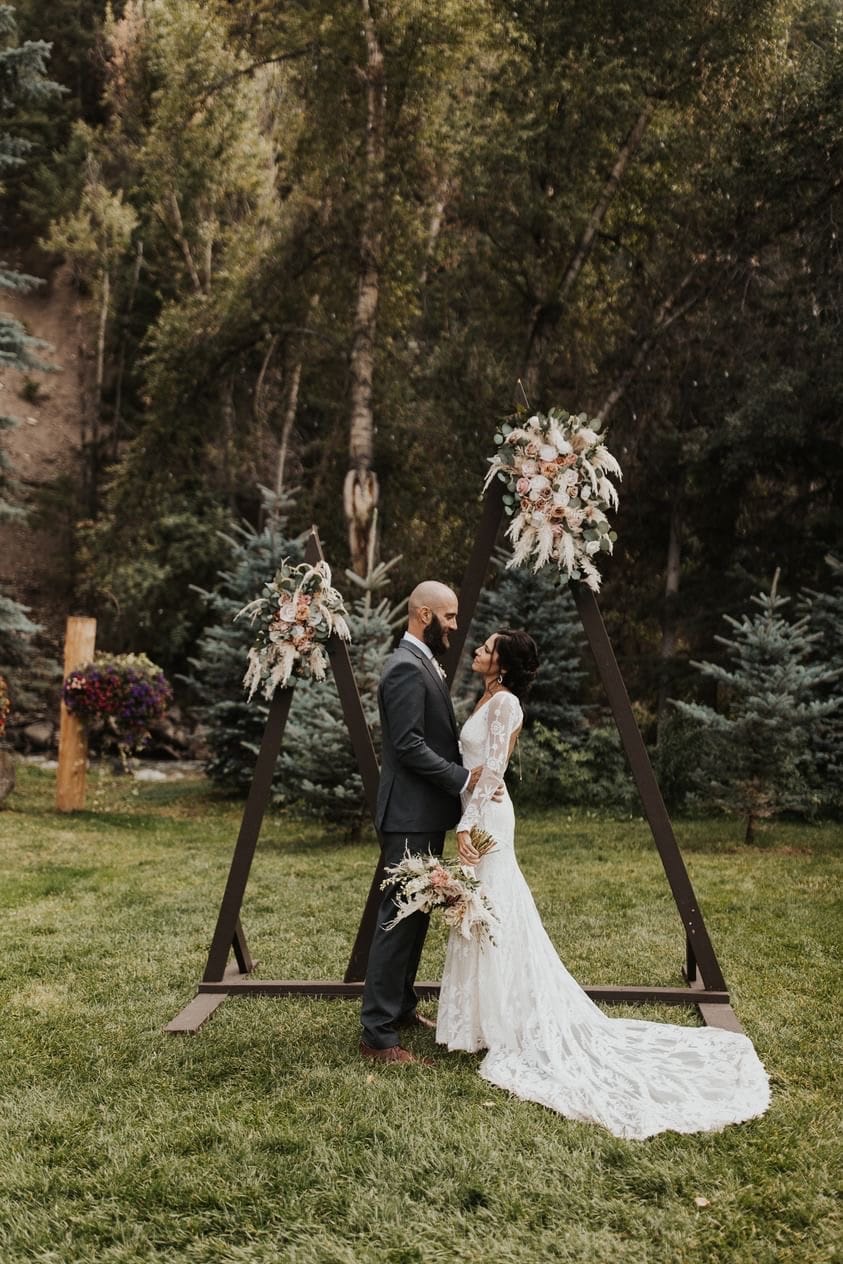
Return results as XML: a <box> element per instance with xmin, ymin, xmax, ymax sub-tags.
<box><xmin>496</xmin><ymin>674</ymin><xmax>503</xmax><ymax>684</ymax></box>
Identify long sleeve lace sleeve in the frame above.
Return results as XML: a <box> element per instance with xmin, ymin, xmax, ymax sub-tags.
<box><xmin>457</xmin><ymin>691</ymin><xmax>523</xmax><ymax>834</ymax></box>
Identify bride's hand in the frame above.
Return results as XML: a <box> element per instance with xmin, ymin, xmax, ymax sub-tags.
<box><xmin>457</xmin><ymin>830</ymin><xmax>480</xmax><ymax>865</ymax></box>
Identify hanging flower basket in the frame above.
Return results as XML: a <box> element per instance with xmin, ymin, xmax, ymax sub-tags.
<box><xmin>62</xmin><ymin>653</ymin><xmax>173</xmax><ymax>754</ymax></box>
<box><xmin>485</xmin><ymin>409</ymin><xmax>622</xmax><ymax>592</ymax></box>
<box><xmin>236</xmin><ymin>558</ymin><xmax>351</xmax><ymax>701</ymax></box>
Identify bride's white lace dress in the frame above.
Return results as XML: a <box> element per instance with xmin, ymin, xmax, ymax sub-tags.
<box><xmin>436</xmin><ymin>691</ymin><xmax>770</xmax><ymax>1140</ymax></box>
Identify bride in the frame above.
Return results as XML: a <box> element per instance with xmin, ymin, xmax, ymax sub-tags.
<box><xmin>436</xmin><ymin>628</ymin><xmax>770</xmax><ymax>1140</ymax></box>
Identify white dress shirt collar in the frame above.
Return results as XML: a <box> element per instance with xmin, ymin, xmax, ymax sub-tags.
<box><xmin>402</xmin><ymin>631</ymin><xmax>433</xmax><ymax>659</ymax></box>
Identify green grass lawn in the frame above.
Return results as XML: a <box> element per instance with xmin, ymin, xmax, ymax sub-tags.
<box><xmin>1</xmin><ymin>765</ymin><xmax>840</xmax><ymax>1264</ymax></box>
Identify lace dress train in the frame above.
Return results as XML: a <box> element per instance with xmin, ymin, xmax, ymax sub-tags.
<box><xmin>436</xmin><ymin>692</ymin><xmax>770</xmax><ymax>1141</ymax></box>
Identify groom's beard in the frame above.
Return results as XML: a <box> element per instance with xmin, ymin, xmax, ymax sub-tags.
<box><xmin>423</xmin><ymin>614</ymin><xmax>449</xmax><ymax>660</ymax></box>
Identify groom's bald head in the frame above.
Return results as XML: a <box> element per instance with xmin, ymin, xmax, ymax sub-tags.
<box><xmin>407</xmin><ymin>581</ymin><xmax>459</xmax><ymax>653</ymax></box>
<box><xmin>409</xmin><ymin>581</ymin><xmax>457</xmax><ymax>619</ymax></box>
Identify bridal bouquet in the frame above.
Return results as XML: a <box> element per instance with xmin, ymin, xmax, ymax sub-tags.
<box><xmin>382</xmin><ymin>830</ymin><xmax>499</xmax><ymax>947</ymax></box>
<box><xmin>236</xmin><ymin>559</ymin><xmax>351</xmax><ymax>701</ymax></box>
<box><xmin>485</xmin><ymin>408</ymin><xmax>621</xmax><ymax>592</ymax></box>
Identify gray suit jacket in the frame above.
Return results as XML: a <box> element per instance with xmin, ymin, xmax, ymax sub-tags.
<box><xmin>375</xmin><ymin>639</ymin><xmax>466</xmax><ymax>833</ymax></box>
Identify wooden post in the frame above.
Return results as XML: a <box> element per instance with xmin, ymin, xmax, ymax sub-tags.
<box><xmin>56</xmin><ymin>616</ymin><xmax>97</xmax><ymax>812</ymax></box>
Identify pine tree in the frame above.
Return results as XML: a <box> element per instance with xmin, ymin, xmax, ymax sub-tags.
<box><xmin>799</xmin><ymin>554</ymin><xmax>843</xmax><ymax>814</ymax></box>
<box><xmin>277</xmin><ymin>554</ymin><xmax>401</xmax><ymax>834</ymax></box>
<box><xmin>0</xmin><ymin>4</ymin><xmax>60</xmax><ymax>682</ymax></box>
<box><xmin>187</xmin><ymin>519</ymin><xmax>398</xmax><ymax>832</ymax></box>
<box><xmin>461</xmin><ymin>549</ymin><xmax>589</xmax><ymax>738</ymax></box>
<box><xmin>673</xmin><ymin>570</ymin><xmax>840</xmax><ymax>841</ymax></box>
<box><xmin>184</xmin><ymin>519</ymin><xmax>304</xmax><ymax>797</ymax></box>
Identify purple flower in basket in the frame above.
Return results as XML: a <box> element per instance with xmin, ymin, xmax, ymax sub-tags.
<box><xmin>62</xmin><ymin>654</ymin><xmax>172</xmax><ymax>753</ymax></box>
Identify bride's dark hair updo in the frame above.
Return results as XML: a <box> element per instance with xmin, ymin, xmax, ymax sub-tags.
<box><xmin>494</xmin><ymin>628</ymin><xmax>540</xmax><ymax>703</ymax></box>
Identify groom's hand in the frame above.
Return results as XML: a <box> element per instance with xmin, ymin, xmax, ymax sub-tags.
<box><xmin>468</xmin><ymin>766</ymin><xmax>505</xmax><ymax>803</ymax></box>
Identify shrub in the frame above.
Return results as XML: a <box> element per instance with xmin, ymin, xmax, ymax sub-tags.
<box><xmin>509</xmin><ymin>722</ymin><xmax>638</xmax><ymax>813</ymax></box>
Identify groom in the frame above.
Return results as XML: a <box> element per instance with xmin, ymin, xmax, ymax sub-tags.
<box><xmin>360</xmin><ymin>581</ymin><xmax>483</xmax><ymax>1065</ymax></box>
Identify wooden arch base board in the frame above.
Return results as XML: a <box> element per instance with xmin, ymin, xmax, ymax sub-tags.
<box><xmin>167</xmin><ymin>503</ymin><xmax>742</xmax><ymax>1036</ymax></box>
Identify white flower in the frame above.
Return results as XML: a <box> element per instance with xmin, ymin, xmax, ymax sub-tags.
<box><xmin>560</xmin><ymin>532</ymin><xmax>576</xmax><ymax>574</ymax></box>
<box><xmin>539</xmin><ymin>443</ymin><xmax>557</xmax><ymax>462</ymax></box>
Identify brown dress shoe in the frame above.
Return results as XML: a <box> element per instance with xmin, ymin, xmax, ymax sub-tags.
<box><xmin>398</xmin><ymin>1011</ymin><xmax>437</xmax><ymax>1031</ymax></box>
<box><xmin>359</xmin><ymin>1041</ymin><xmax>434</xmax><ymax>1067</ymax></box>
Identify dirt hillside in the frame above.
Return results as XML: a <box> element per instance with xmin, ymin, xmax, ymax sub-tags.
<box><xmin>0</xmin><ymin>266</ymin><xmax>86</xmax><ymax>642</ymax></box>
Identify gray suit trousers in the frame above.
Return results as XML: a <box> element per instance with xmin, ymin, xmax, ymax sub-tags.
<box><xmin>360</xmin><ymin>829</ymin><xmax>446</xmax><ymax>1049</ymax></box>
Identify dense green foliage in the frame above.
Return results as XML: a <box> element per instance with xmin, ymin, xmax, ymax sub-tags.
<box><xmin>3</xmin><ymin>3</ymin><xmax>837</xmax><ymax>676</ymax></box>
<box><xmin>0</xmin><ymin>767</ymin><xmax>841</xmax><ymax>1263</ymax></box>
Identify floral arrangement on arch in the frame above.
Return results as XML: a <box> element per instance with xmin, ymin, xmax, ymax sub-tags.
<box><xmin>485</xmin><ymin>409</ymin><xmax>622</xmax><ymax>591</ymax></box>
<box><xmin>236</xmin><ymin>558</ymin><xmax>351</xmax><ymax>701</ymax></box>
<box><xmin>0</xmin><ymin>674</ymin><xmax>10</xmax><ymax>742</ymax></box>
<box><xmin>62</xmin><ymin>653</ymin><xmax>173</xmax><ymax>753</ymax></box>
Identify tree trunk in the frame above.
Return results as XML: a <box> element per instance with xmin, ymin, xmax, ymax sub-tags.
<box><xmin>522</xmin><ymin>100</ymin><xmax>656</xmax><ymax>399</ymax></box>
<box><xmin>419</xmin><ymin>179</ymin><xmax>449</xmax><ymax>289</ymax></box>
<box><xmin>345</xmin><ymin>0</ymin><xmax>386</xmax><ymax>576</ymax></box>
<box><xmin>166</xmin><ymin>189</ymin><xmax>202</xmax><ymax>293</ymax></box>
<box><xmin>94</xmin><ymin>266</ymin><xmax>109</xmax><ymax>463</ymax></box>
<box><xmin>220</xmin><ymin>374</ymin><xmax>236</xmax><ymax>512</ymax></box>
<box><xmin>112</xmin><ymin>238</ymin><xmax>144</xmax><ymax>461</ymax></box>
<box><xmin>657</xmin><ymin>497</ymin><xmax>682</xmax><ymax>737</ymax></box>
<box><xmin>274</xmin><ymin>353</ymin><xmax>303</xmax><ymax>512</ymax></box>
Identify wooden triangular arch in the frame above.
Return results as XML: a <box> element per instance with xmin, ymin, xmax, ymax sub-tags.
<box><xmin>167</xmin><ymin>506</ymin><xmax>740</xmax><ymax>1034</ymax></box>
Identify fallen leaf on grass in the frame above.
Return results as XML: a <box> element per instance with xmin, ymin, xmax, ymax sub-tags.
<box><xmin>366</xmin><ymin>1074</ymin><xmax>375</xmax><ymax>1084</ymax></box>
<box><xmin>693</xmin><ymin>1196</ymin><xmax>711</xmax><ymax>1208</ymax></box>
